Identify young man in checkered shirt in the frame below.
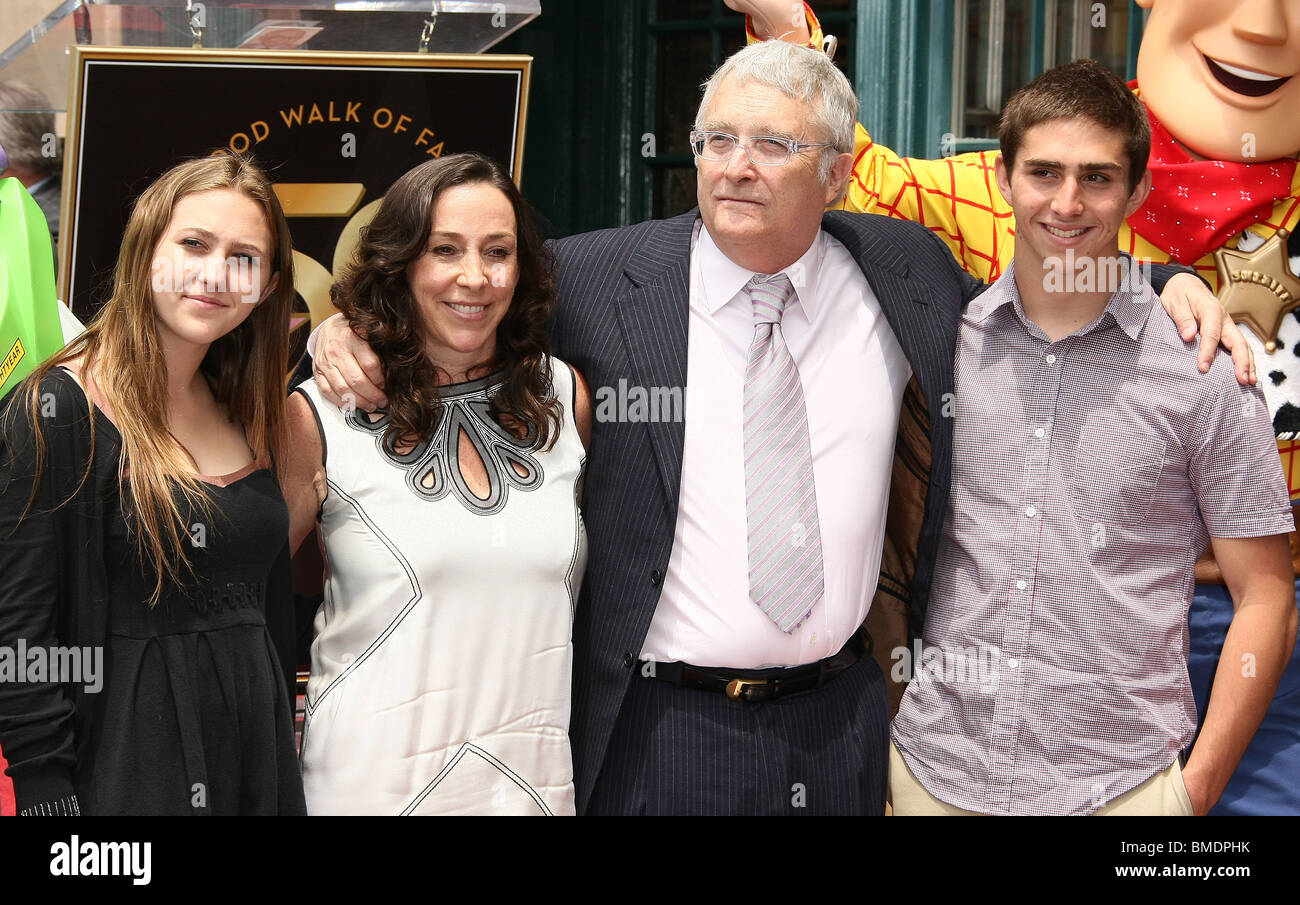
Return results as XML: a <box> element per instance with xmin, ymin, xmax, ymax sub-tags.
<box><xmin>888</xmin><ymin>60</ymin><xmax>1297</xmax><ymax>816</ymax></box>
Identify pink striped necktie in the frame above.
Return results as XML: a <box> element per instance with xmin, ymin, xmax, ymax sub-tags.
<box><xmin>742</xmin><ymin>273</ymin><xmax>824</xmax><ymax>632</ymax></box>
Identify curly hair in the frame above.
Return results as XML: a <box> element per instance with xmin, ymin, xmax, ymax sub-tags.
<box><xmin>331</xmin><ymin>153</ymin><xmax>561</xmax><ymax>450</ymax></box>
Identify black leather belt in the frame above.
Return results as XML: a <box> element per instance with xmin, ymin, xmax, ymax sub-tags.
<box><xmin>638</xmin><ymin>627</ymin><xmax>871</xmax><ymax>703</ymax></box>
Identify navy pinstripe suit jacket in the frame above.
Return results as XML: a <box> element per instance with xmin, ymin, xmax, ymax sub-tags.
<box><xmin>550</xmin><ymin>208</ymin><xmax>982</xmax><ymax>812</ymax></box>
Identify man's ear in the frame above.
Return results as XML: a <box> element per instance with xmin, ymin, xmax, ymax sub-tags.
<box><xmin>1125</xmin><ymin>168</ymin><xmax>1153</xmax><ymax>219</ymax></box>
<box><xmin>994</xmin><ymin>153</ymin><xmax>1012</xmax><ymax>204</ymax></box>
<box><xmin>824</xmin><ymin>150</ymin><xmax>854</xmax><ymax>206</ymax></box>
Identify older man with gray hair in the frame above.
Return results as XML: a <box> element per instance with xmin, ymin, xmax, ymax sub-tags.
<box><xmin>315</xmin><ymin>38</ymin><xmax>978</xmax><ymax>815</ymax></box>
<box><xmin>311</xmin><ymin>39</ymin><xmax>1223</xmax><ymax>815</ymax></box>
<box><xmin>0</xmin><ymin>80</ymin><xmax>62</xmax><ymax>247</ymax></box>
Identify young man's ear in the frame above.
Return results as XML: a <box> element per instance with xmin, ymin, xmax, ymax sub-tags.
<box><xmin>1125</xmin><ymin>168</ymin><xmax>1153</xmax><ymax>219</ymax></box>
<box><xmin>994</xmin><ymin>153</ymin><xmax>1012</xmax><ymax>204</ymax></box>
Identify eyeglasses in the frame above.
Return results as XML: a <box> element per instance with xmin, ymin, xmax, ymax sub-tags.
<box><xmin>689</xmin><ymin>130</ymin><xmax>831</xmax><ymax>167</ymax></box>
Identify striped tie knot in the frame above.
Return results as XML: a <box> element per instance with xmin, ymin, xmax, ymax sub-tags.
<box><xmin>748</xmin><ymin>273</ymin><xmax>795</xmax><ymax>328</ymax></box>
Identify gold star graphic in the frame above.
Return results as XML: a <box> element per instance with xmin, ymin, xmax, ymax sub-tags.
<box><xmin>1216</xmin><ymin>229</ymin><xmax>1300</xmax><ymax>353</ymax></box>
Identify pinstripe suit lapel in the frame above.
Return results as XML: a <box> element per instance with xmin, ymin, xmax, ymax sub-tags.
<box><xmin>822</xmin><ymin>212</ymin><xmax>943</xmax><ymax>406</ymax></box>
<box><xmin>611</xmin><ymin>211</ymin><xmax>696</xmax><ymax>510</ymax></box>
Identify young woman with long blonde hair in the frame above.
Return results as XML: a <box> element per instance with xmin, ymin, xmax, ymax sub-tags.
<box><xmin>0</xmin><ymin>152</ymin><xmax>306</xmax><ymax>815</ymax></box>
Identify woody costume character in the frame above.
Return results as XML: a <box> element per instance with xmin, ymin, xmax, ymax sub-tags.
<box><xmin>743</xmin><ymin>0</ymin><xmax>1300</xmax><ymax>814</ymax></box>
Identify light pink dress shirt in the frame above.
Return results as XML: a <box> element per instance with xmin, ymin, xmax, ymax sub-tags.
<box><xmin>639</xmin><ymin>222</ymin><xmax>911</xmax><ymax>668</ymax></box>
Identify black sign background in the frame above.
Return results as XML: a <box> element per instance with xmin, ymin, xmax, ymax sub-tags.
<box><xmin>64</xmin><ymin>49</ymin><xmax>528</xmax><ymax>321</ymax></box>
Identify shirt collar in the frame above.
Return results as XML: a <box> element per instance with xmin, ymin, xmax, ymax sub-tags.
<box><xmin>696</xmin><ymin>221</ymin><xmax>823</xmax><ymax>318</ymax></box>
<box><xmin>969</xmin><ymin>254</ymin><xmax>1151</xmax><ymax>342</ymax></box>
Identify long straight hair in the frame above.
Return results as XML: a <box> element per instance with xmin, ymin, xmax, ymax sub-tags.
<box><xmin>16</xmin><ymin>151</ymin><xmax>295</xmax><ymax>603</ymax></box>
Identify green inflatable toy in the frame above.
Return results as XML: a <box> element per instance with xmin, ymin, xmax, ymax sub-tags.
<box><xmin>0</xmin><ymin>174</ymin><xmax>63</xmax><ymax>401</ymax></box>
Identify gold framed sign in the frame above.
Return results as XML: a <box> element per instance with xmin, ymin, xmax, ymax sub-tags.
<box><xmin>60</xmin><ymin>46</ymin><xmax>531</xmax><ymax>344</ymax></box>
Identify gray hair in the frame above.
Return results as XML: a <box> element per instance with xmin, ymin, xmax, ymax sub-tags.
<box><xmin>0</xmin><ymin>80</ymin><xmax>60</xmax><ymax>175</ymax></box>
<box><xmin>695</xmin><ymin>40</ymin><xmax>856</xmax><ymax>185</ymax></box>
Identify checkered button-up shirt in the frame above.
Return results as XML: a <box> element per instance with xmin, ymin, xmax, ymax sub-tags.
<box><xmin>891</xmin><ymin>257</ymin><xmax>1294</xmax><ymax>816</ymax></box>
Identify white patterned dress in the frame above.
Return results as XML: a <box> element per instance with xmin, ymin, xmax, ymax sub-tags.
<box><xmin>295</xmin><ymin>361</ymin><xmax>587</xmax><ymax>815</ymax></box>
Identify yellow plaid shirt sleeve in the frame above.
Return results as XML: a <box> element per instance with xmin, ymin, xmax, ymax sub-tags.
<box><xmin>833</xmin><ymin>128</ymin><xmax>1017</xmax><ymax>284</ymax></box>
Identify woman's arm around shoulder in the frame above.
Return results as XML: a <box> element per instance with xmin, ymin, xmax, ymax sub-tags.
<box><xmin>281</xmin><ymin>390</ymin><xmax>327</xmax><ymax>556</ymax></box>
<box><xmin>571</xmin><ymin>365</ymin><xmax>593</xmax><ymax>453</ymax></box>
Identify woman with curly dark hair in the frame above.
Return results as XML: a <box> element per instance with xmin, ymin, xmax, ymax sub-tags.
<box><xmin>281</xmin><ymin>153</ymin><xmax>592</xmax><ymax>815</ymax></box>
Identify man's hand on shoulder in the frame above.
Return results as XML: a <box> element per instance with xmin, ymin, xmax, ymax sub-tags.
<box><xmin>312</xmin><ymin>313</ymin><xmax>388</xmax><ymax>411</ymax></box>
<box><xmin>1158</xmin><ymin>272</ymin><xmax>1256</xmax><ymax>386</ymax></box>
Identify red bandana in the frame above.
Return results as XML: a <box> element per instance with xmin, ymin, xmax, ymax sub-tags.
<box><xmin>1128</xmin><ymin>99</ymin><xmax>1296</xmax><ymax>265</ymax></box>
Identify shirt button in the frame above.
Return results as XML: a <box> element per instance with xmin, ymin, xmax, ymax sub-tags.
<box><xmin>341</xmin><ymin>653</ymin><xmax>355</xmax><ymax>664</ymax></box>
<box><xmin>1024</xmin><ymin>505</ymin><xmax>1037</xmax><ymax>517</ymax></box>
<box><xmin>1007</xmin><ymin>658</ymin><xmax>1019</xmax><ymax>669</ymax></box>
<box><xmin>1034</xmin><ymin>428</ymin><xmax>1045</xmax><ymax>438</ymax></box>
<box><xmin>810</xmin><ymin>633</ymin><xmax>817</xmax><ymax>644</ymax></box>
<box><xmin>1045</xmin><ymin>354</ymin><xmax>1057</xmax><ymax>364</ymax></box>
<box><xmin>1016</xmin><ymin>579</ymin><xmax>1027</xmax><ymax>590</ymax></box>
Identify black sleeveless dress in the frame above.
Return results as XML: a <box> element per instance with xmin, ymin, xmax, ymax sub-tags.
<box><xmin>78</xmin><ymin>415</ymin><xmax>306</xmax><ymax>815</ymax></box>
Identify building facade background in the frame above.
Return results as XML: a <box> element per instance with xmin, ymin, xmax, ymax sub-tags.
<box><xmin>494</xmin><ymin>0</ymin><xmax>1147</xmax><ymax>238</ymax></box>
